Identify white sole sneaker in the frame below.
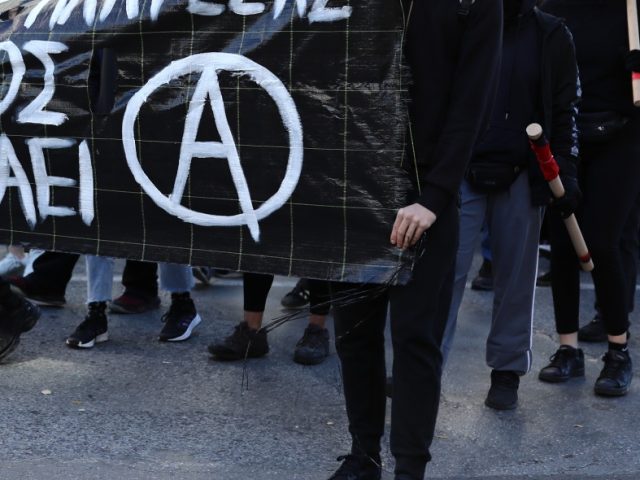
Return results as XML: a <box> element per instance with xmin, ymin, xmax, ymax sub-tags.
<box><xmin>66</xmin><ymin>332</ymin><xmax>109</xmax><ymax>349</ymax></box>
<box><xmin>165</xmin><ymin>314</ymin><xmax>202</xmax><ymax>342</ymax></box>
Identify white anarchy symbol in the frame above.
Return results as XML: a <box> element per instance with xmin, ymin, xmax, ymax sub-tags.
<box><xmin>122</xmin><ymin>53</ymin><xmax>304</xmax><ymax>242</ymax></box>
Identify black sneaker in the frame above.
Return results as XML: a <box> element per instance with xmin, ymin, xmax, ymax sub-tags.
<box><xmin>158</xmin><ymin>293</ymin><xmax>201</xmax><ymax>342</ymax></box>
<box><xmin>208</xmin><ymin>321</ymin><xmax>269</xmax><ymax>360</ymax></box>
<box><xmin>328</xmin><ymin>454</ymin><xmax>381</xmax><ymax>480</ymax></box>
<box><xmin>471</xmin><ymin>260</ymin><xmax>493</xmax><ymax>291</ymax></box>
<box><xmin>578</xmin><ymin>314</ymin><xmax>607</xmax><ymax>343</ymax></box>
<box><xmin>485</xmin><ymin>370</ymin><xmax>519</xmax><ymax>410</ymax></box>
<box><xmin>0</xmin><ymin>298</ymin><xmax>41</xmax><ymax>361</ymax></box>
<box><xmin>539</xmin><ymin>346</ymin><xmax>585</xmax><ymax>383</ymax></box>
<box><xmin>66</xmin><ymin>302</ymin><xmax>108</xmax><ymax>349</ymax></box>
<box><xmin>281</xmin><ymin>279</ymin><xmax>310</xmax><ymax>309</ymax></box>
<box><xmin>594</xmin><ymin>350</ymin><xmax>632</xmax><ymax>397</ymax></box>
<box><xmin>294</xmin><ymin>324</ymin><xmax>330</xmax><ymax>365</ymax></box>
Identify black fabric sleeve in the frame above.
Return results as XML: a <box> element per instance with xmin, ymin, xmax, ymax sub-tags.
<box><xmin>548</xmin><ymin>24</ymin><xmax>580</xmax><ymax>180</ymax></box>
<box><xmin>416</xmin><ymin>0</ymin><xmax>503</xmax><ymax>216</ymax></box>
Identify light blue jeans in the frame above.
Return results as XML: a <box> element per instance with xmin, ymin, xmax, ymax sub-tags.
<box><xmin>86</xmin><ymin>256</ymin><xmax>194</xmax><ymax>303</ymax></box>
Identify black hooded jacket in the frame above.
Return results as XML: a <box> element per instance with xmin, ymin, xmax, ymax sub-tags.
<box><xmin>470</xmin><ymin>1</ymin><xmax>581</xmax><ymax>205</ymax></box>
<box><xmin>402</xmin><ymin>0</ymin><xmax>503</xmax><ymax>216</ymax></box>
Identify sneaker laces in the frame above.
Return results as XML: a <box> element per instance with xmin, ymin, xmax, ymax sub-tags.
<box><xmin>547</xmin><ymin>347</ymin><xmax>575</xmax><ymax>368</ymax></box>
<box><xmin>297</xmin><ymin>326</ymin><xmax>325</xmax><ymax>348</ymax></box>
<box><xmin>162</xmin><ymin>295</ymin><xmax>193</xmax><ymax>324</ymax></box>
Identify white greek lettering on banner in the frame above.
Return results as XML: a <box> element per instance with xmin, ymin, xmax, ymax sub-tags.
<box><xmin>122</xmin><ymin>52</ymin><xmax>303</xmax><ymax>243</ymax></box>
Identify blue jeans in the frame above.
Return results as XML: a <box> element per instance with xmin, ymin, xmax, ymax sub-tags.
<box><xmin>86</xmin><ymin>256</ymin><xmax>194</xmax><ymax>303</ymax></box>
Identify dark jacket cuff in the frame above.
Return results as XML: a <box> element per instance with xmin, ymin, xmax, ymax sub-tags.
<box><xmin>416</xmin><ymin>185</ymin><xmax>453</xmax><ymax>217</ymax></box>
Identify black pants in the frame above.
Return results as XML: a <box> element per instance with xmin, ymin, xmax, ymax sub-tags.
<box><xmin>243</xmin><ymin>273</ymin><xmax>330</xmax><ymax>315</ymax></box>
<box><xmin>22</xmin><ymin>252</ymin><xmax>158</xmax><ymax>297</ymax></box>
<box><xmin>122</xmin><ymin>261</ymin><xmax>158</xmax><ymax>297</ymax></box>
<box><xmin>551</xmin><ymin>117</ymin><xmax>640</xmax><ymax>336</ymax></box>
<box><xmin>330</xmin><ymin>202</ymin><xmax>458</xmax><ymax>479</ymax></box>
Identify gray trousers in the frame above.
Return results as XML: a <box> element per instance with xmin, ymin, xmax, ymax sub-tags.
<box><xmin>442</xmin><ymin>172</ymin><xmax>543</xmax><ymax>374</ymax></box>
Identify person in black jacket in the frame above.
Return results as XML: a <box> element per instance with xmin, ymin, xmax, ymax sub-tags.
<box><xmin>327</xmin><ymin>1</ymin><xmax>502</xmax><ymax>479</ymax></box>
<box><xmin>539</xmin><ymin>0</ymin><xmax>640</xmax><ymax>397</ymax></box>
<box><xmin>441</xmin><ymin>0</ymin><xmax>580</xmax><ymax>410</ymax></box>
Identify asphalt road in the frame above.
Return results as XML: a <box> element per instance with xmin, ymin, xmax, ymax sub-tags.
<box><xmin>0</xmin><ymin>254</ymin><xmax>638</xmax><ymax>480</ymax></box>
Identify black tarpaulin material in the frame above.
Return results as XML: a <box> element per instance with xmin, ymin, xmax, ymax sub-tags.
<box><xmin>0</xmin><ymin>0</ymin><xmax>414</xmax><ymax>284</ymax></box>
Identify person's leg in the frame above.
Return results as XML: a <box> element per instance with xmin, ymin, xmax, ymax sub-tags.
<box><xmin>486</xmin><ymin>172</ymin><xmax>542</xmax><ymax>374</ymax></box>
<box><xmin>158</xmin><ymin>263</ymin><xmax>200</xmax><ymax>342</ymax></box>
<box><xmin>579</xmin><ymin>126</ymin><xmax>640</xmax><ymax>395</ymax></box>
<box><xmin>389</xmin><ymin>200</ymin><xmax>458</xmax><ymax>479</ymax></box>
<box><xmin>9</xmin><ymin>251</ymin><xmax>79</xmax><ymax>306</ymax></box>
<box><xmin>484</xmin><ymin>173</ymin><xmax>543</xmax><ymax>409</ymax></box>
<box><xmin>66</xmin><ymin>256</ymin><xmax>113</xmax><ymax>349</ymax></box>
<box><xmin>208</xmin><ymin>273</ymin><xmax>273</xmax><ymax>359</ymax></box>
<box><xmin>294</xmin><ymin>279</ymin><xmax>331</xmax><ymax>365</ymax></box>
<box><xmin>330</xmin><ymin>282</ymin><xmax>388</xmax><ymax>476</ymax></box>
<box><xmin>441</xmin><ymin>180</ymin><xmax>487</xmax><ymax>364</ymax></box>
<box><xmin>122</xmin><ymin>260</ymin><xmax>159</xmax><ymax>297</ymax></box>
<box><xmin>0</xmin><ymin>277</ymin><xmax>40</xmax><ymax>361</ymax></box>
<box><xmin>471</xmin><ymin>222</ymin><xmax>493</xmax><ymax>291</ymax></box>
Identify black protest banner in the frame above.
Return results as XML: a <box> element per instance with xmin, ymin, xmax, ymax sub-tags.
<box><xmin>0</xmin><ymin>0</ymin><xmax>413</xmax><ymax>283</ymax></box>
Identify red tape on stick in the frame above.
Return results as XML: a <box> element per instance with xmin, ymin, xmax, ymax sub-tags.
<box><xmin>634</xmin><ymin>72</ymin><xmax>640</xmax><ymax>80</ymax></box>
<box><xmin>530</xmin><ymin>141</ymin><xmax>560</xmax><ymax>181</ymax></box>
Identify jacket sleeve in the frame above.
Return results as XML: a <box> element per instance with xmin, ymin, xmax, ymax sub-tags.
<box><xmin>416</xmin><ymin>0</ymin><xmax>502</xmax><ymax>216</ymax></box>
<box><xmin>549</xmin><ymin>24</ymin><xmax>580</xmax><ymax>179</ymax></box>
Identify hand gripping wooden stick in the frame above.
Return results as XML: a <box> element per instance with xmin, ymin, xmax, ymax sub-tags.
<box><xmin>628</xmin><ymin>0</ymin><xmax>640</xmax><ymax>106</ymax></box>
<box><xmin>526</xmin><ymin>124</ymin><xmax>594</xmax><ymax>272</ymax></box>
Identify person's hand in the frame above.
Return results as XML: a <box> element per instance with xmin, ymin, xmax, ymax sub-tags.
<box><xmin>625</xmin><ymin>50</ymin><xmax>640</xmax><ymax>73</ymax></box>
<box><xmin>551</xmin><ymin>176</ymin><xmax>582</xmax><ymax>219</ymax></box>
<box><xmin>390</xmin><ymin>203</ymin><xmax>437</xmax><ymax>250</ymax></box>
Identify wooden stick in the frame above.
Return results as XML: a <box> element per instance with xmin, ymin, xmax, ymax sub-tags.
<box><xmin>627</xmin><ymin>0</ymin><xmax>640</xmax><ymax>106</ymax></box>
<box><xmin>526</xmin><ymin>124</ymin><xmax>594</xmax><ymax>272</ymax></box>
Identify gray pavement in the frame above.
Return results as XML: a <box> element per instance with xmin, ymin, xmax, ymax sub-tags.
<box><xmin>0</xmin><ymin>253</ymin><xmax>638</xmax><ymax>480</ymax></box>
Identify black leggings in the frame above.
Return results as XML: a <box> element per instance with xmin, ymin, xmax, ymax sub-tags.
<box><xmin>550</xmin><ymin>117</ymin><xmax>640</xmax><ymax>336</ymax></box>
<box><xmin>243</xmin><ymin>273</ymin><xmax>330</xmax><ymax>316</ymax></box>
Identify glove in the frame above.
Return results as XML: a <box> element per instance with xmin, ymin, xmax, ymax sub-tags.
<box><xmin>551</xmin><ymin>175</ymin><xmax>581</xmax><ymax>219</ymax></box>
<box><xmin>625</xmin><ymin>50</ymin><xmax>640</xmax><ymax>73</ymax></box>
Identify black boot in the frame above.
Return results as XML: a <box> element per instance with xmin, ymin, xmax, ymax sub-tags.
<box><xmin>594</xmin><ymin>350</ymin><xmax>632</xmax><ymax>397</ymax></box>
<box><xmin>485</xmin><ymin>370</ymin><xmax>519</xmax><ymax>410</ymax></box>
<box><xmin>539</xmin><ymin>346</ymin><xmax>585</xmax><ymax>383</ymax></box>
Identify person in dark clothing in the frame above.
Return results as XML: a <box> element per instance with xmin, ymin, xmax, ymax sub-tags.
<box><xmin>327</xmin><ymin>2</ymin><xmax>502</xmax><ymax>479</ymax></box>
<box><xmin>0</xmin><ymin>278</ymin><xmax>40</xmax><ymax>362</ymax></box>
<box><xmin>441</xmin><ymin>0</ymin><xmax>580</xmax><ymax>410</ymax></box>
<box><xmin>539</xmin><ymin>0</ymin><xmax>639</xmax><ymax>396</ymax></box>
<box><xmin>8</xmin><ymin>252</ymin><xmax>161</xmax><ymax>312</ymax></box>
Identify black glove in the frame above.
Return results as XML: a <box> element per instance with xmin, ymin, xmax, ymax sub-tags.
<box><xmin>625</xmin><ymin>50</ymin><xmax>640</xmax><ymax>73</ymax></box>
<box><xmin>551</xmin><ymin>175</ymin><xmax>581</xmax><ymax>219</ymax></box>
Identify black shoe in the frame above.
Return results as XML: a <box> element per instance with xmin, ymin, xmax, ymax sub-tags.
<box><xmin>0</xmin><ymin>298</ymin><xmax>41</xmax><ymax>361</ymax></box>
<box><xmin>328</xmin><ymin>454</ymin><xmax>381</xmax><ymax>480</ymax></box>
<box><xmin>8</xmin><ymin>276</ymin><xmax>66</xmax><ymax>307</ymax></box>
<box><xmin>485</xmin><ymin>370</ymin><xmax>519</xmax><ymax>410</ymax></box>
<box><xmin>158</xmin><ymin>293</ymin><xmax>201</xmax><ymax>342</ymax></box>
<box><xmin>539</xmin><ymin>346</ymin><xmax>585</xmax><ymax>383</ymax></box>
<box><xmin>594</xmin><ymin>350</ymin><xmax>632</xmax><ymax>397</ymax></box>
<box><xmin>578</xmin><ymin>314</ymin><xmax>607</xmax><ymax>343</ymax></box>
<box><xmin>281</xmin><ymin>279</ymin><xmax>310</xmax><ymax>309</ymax></box>
<box><xmin>208</xmin><ymin>321</ymin><xmax>269</xmax><ymax>360</ymax></box>
<box><xmin>293</xmin><ymin>324</ymin><xmax>330</xmax><ymax>365</ymax></box>
<box><xmin>66</xmin><ymin>302</ymin><xmax>108</xmax><ymax>349</ymax></box>
<box><xmin>110</xmin><ymin>291</ymin><xmax>161</xmax><ymax>314</ymax></box>
<box><xmin>536</xmin><ymin>271</ymin><xmax>552</xmax><ymax>287</ymax></box>
<box><xmin>471</xmin><ymin>260</ymin><xmax>493</xmax><ymax>291</ymax></box>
